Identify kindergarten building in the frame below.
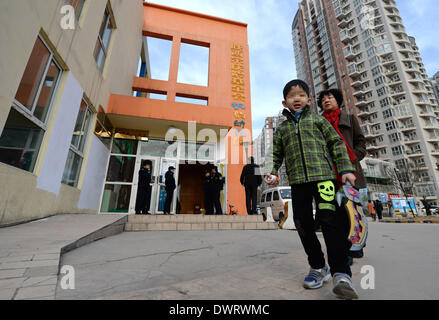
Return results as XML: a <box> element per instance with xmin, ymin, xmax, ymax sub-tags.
<box><xmin>0</xmin><ymin>1</ymin><xmax>252</xmax><ymax>226</ymax></box>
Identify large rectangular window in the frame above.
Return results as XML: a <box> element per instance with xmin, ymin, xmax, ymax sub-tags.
<box><xmin>61</xmin><ymin>99</ymin><xmax>93</xmax><ymax>187</ymax></box>
<box><xmin>94</xmin><ymin>3</ymin><xmax>115</xmax><ymax>72</ymax></box>
<box><xmin>0</xmin><ymin>36</ymin><xmax>62</xmax><ymax>172</ymax></box>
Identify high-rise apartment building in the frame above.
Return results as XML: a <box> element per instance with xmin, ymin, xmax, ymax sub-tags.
<box><xmin>431</xmin><ymin>71</ymin><xmax>439</xmax><ymax>104</ymax></box>
<box><xmin>254</xmin><ymin>113</ymin><xmax>289</xmax><ymax>191</ymax></box>
<box><xmin>293</xmin><ymin>0</ymin><xmax>439</xmax><ymax>204</ymax></box>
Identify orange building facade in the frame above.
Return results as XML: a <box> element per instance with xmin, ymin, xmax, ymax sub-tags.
<box><xmin>102</xmin><ymin>3</ymin><xmax>253</xmax><ymax>215</ymax></box>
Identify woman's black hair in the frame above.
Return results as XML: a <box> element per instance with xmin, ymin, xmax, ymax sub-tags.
<box><xmin>317</xmin><ymin>88</ymin><xmax>344</xmax><ymax>110</ymax></box>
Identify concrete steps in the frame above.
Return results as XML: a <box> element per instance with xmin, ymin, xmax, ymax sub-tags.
<box><xmin>125</xmin><ymin>214</ymin><xmax>278</xmax><ymax>231</ymax></box>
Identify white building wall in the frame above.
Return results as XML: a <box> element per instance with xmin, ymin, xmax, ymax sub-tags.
<box><xmin>36</xmin><ymin>72</ymin><xmax>83</xmax><ymax>195</ymax></box>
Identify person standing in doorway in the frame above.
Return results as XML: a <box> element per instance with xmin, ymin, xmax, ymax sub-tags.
<box><xmin>421</xmin><ymin>196</ymin><xmax>432</xmax><ymax>216</ymax></box>
<box><xmin>211</xmin><ymin>167</ymin><xmax>225</xmax><ymax>215</ymax></box>
<box><xmin>240</xmin><ymin>157</ymin><xmax>263</xmax><ymax>215</ymax></box>
<box><xmin>368</xmin><ymin>200</ymin><xmax>376</xmax><ymax>221</ymax></box>
<box><xmin>135</xmin><ymin>160</ymin><xmax>153</xmax><ymax>215</ymax></box>
<box><xmin>374</xmin><ymin>199</ymin><xmax>383</xmax><ymax>221</ymax></box>
<box><xmin>203</xmin><ymin>170</ymin><xmax>214</xmax><ymax>215</ymax></box>
<box><xmin>164</xmin><ymin>166</ymin><xmax>176</xmax><ymax>215</ymax></box>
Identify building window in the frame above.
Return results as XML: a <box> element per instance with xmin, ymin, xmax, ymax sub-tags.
<box><xmin>0</xmin><ymin>36</ymin><xmax>62</xmax><ymax>173</ymax></box>
<box><xmin>94</xmin><ymin>3</ymin><xmax>115</xmax><ymax>72</ymax></box>
<box><xmin>94</xmin><ymin>106</ymin><xmax>113</xmax><ymax>149</ymax></box>
<box><xmin>68</xmin><ymin>0</ymin><xmax>86</xmax><ymax>20</ymax></box>
<box><xmin>61</xmin><ymin>99</ymin><xmax>93</xmax><ymax>187</ymax></box>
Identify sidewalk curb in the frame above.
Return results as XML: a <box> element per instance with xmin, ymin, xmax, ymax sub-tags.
<box><xmin>60</xmin><ymin>215</ymin><xmax>128</xmax><ymax>255</ymax></box>
<box><xmin>381</xmin><ymin>219</ymin><xmax>439</xmax><ymax>224</ymax></box>
<box><xmin>0</xmin><ymin>215</ymin><xmax>128</xmax><ymax>300</ymax></box>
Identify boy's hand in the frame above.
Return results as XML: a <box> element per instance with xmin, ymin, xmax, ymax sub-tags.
<box><xmin>264</xmin><ymin>174</ymin><xmax>279</xmax><ymax>186</ymax></box>
<box><xmin>341</xmin><ymin>173</ymin><xmax>356</xmax><ymax>186</ymax></box>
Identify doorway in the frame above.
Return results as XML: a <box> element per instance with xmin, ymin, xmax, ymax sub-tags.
<box><xmin>178</xmin><ymin>162</ymin><xmax>214</xmax><ymax>214</ymax></box>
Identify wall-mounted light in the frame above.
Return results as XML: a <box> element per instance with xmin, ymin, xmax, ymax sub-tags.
<box><xmin>167</xmin><ymin>126</ymin><xmax>177</xmax><ymax>135</ymax></box>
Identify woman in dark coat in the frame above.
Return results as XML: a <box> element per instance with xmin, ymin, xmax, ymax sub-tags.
<box><xmin>318</xmin><ymin>89</ymin><xmax>367</xmax><ymax>190</ymax></box>
<box><xmin>318</xmin><ymin>88</ymin><xmax>368</xmax><ymax>261</ymax></box>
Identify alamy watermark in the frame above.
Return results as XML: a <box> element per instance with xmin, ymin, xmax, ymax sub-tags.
<box><xmin>60</xmin><ymin>5</ymin><xmax>76</xmax><ymax>30</ymax></box>
<box><xmin>360</xmin><ymin>265</ymin><xmax>375</xmax><ymax>290</ymax></box>
<box><xmin>60</xmin><ymin>265</ymin><xmax>75</xmax><ymax>290</ymax></box>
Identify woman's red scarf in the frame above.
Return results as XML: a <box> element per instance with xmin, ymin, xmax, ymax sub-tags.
<box><xmin>323</xmin><ymin>108</ymin><xmax>357</xmax><ymax>187</ymax></box>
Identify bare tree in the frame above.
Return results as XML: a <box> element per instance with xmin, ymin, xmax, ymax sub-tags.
<box><xmin>385</xmin><ymin>164</ymin><xmax>418</xmax><ymax>217</ymax></box>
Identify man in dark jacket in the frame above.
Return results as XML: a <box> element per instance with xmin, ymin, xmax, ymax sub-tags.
<box><xmin>211</xmin><ymin>167</ymin><xmax>224</xmax><ymax>215</ymax></box>
<box><xmin>135</xmin><ymin>160</ymin><xmax>153</xmax><ymax>214</ymax></box>
<box><xmin>374</xmin><ymin>200</ymin><xmax>384</xmax><ymax>221</ymax></box>
<box><xmin>240</xmin><ymin>157</ymin><xmax>262</xmax><ymax>215</ymax></box>
<box><xmin>203</xmin><ymin>170</ymin><xmax>214</xmax><ymax>215</ymax></box>
<box><xmin>164</xmin><ymin>166</ymin><xmax>176</xmax><ymax>214</ymax></box>
<box><xmin>422</xmin><ymin>196</ymin><xmax>432</xmax><ymax>216</ymax></box>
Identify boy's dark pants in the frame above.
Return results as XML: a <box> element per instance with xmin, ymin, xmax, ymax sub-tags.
<box><xmin>291</xmin><ymin>181</ymin><xmax>352</xmax><ymax>277</ymax></box>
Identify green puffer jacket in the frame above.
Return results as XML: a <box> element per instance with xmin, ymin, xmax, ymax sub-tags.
<box><xmin>269</xmin><ymin>106</ymin><xmax>355</xmax><ymax>186</ymax></box>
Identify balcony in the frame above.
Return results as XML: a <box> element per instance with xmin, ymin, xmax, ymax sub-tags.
<box><xmin>353</xmin><ymin>89</ymin><xmax>366</xmax><ymax>97</ymax></box>
<box><xmin>338</xmin><ymin>16</ymin><xmax>348</xmax><ymax>28</ymax></box>
<box><xmin>335</xmin><ymin>7</ymin><xmax>347</xmax><ymax>19</ymax></box>
<box><xmin>367</xmin><ymin>144</ymin><xmax>384</xmax><ymax>152</ymax></box>
<box><xmin>400</xmin><ymin>124</ymin><xmax>417</xmax><ymax>132</ymax></box>
<box><xmin>390</xmin><ymin>89</ymin><xmax>406</xmax><ymax>98</ymax></box>
<box><xmin>356</xmin><ymin>98</ymin><xmax>367</xmax><ymax>108</ymax></box>
<box><xmin>357</xmin><ymin>107</ymin><xmax>375</xmax><ymax>118</ymax></box>
<box><xmin>348</xmin><ymin>63</ymin><xmax>360</xmax><ymax>77</ymax></box>
<box><xmin>419</xmin><ymin>109</ymin><xmax>435</xmax><ymax>118</ymax></box>
<box><xmin>403</xmin><ymin>137</ymin><xmax>420</xmax><ymax>145</ymax></box>
<box><xmin>340</xmin><ymin>30</ymin><xmax>353</xmax><ymax>44</ymax></box>
<box><xmin>406</xmin><ymin>150</ymin><xmax>424</xmax><ymax>158</ymax></box>
<box><xmin>344</xmin><ymin>46</ymin><xmax>356</xmax><ymax>60</ymax></box>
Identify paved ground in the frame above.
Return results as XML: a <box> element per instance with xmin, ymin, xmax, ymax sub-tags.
<box><xmin>56</xmin><ymin>221</ymin><xmax>439</xmax><ymax>300</ymax></box>
<box><xmin>0</xmin><ymin>214</ymin><xmax>126</xmax><ymax>300</ymax></box>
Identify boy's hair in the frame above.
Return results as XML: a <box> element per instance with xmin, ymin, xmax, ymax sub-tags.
<box><xmin>317</xmin><ymin>88</ymin><xmax>344</xmax><ymax>110</ymax></box>
<box><xmin>283</xmin><ymin>79</ymin><xmax>310</xmax><ymax>99</ymax></box>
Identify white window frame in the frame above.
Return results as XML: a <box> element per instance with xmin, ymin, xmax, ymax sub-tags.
<box><xmin>5</xmin><ymin>35</ymin><xmax>63</xmax><ymax>173</ymax></box>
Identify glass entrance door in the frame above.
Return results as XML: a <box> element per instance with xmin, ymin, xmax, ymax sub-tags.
<box><xmin>156</xmin><ymin>158</ymin><xmax>179</xmax><ymax>214</ymax></box>
<box><xmin>129</xmin><ymin>156</ymin><xmax>160</xmax><ymax>214</ymax></box>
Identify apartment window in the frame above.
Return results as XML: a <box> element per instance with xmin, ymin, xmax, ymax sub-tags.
<box><xmin>372</xmin><ymin>66</ymin><xmax>383</xmax><ymax>77</ymax></box>
<box><xmin>94</xmin><ymin>106</ymin><xmax>113</xmax><ymax>149</ymax></box>
<box><xmin>395</xmin><ymin>159</ymin><xmax>408</xmax><ymax>170</ymax></box>
<box><xmin>374</xmin><ymin>76</ymin><xmax>385</xmax><ymax>86</ymax></box>
<box><xmin>94</xmin><ymin>3</ymin><xmax>115</xmax><ymax>72</ymax></box>
<box><xmin>0</xmin><ymin>36</ymin><xmax>62</xmax><ymax>173</ymax></box>
<box><xmin>68</xmin><ymin>0</ymin><xmax>86</xmax><ymax>20</ymax></box>
<box><xmin>415</xmin><ymin>158</ymin><xmax>426</xmax><ymax>167</ymax></box>
<box><xmin>380</xmin><ymin>97</ymin><xmax>391</xmax><ymax>108</ymax></box>
<box><xmin>383</xmin><ymin>109</ymin><xmax>393</xmax><ymax>119</ymax></box>
<box><xmin>62</xmin><ymin>99</ymin><xmax>93</xmax><ymax>187</ymax></box>
<box><xmin>385</xmin><ymin>121</ymin><xmax>397</xmax><ymax>131</ymax></box>
<box><xmin>377</xmin><ymin>87</ymin><xmax>387</xmax><ymax>97</ymax></box>
<box><xmin>392</xmin><ymin>146</ymin><xmax>404</xmax><ymax>156</ymax></box>
<box><xmin>389</xmin><ymin>132</ymin><xmax>401</xmax><ymax>143</ymax></box>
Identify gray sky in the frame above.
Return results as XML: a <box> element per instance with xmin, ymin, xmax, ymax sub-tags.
<box><xmin>147</xmin><ymin>0</ymin><xmax>439</xmax><ymax>139</ymax></box>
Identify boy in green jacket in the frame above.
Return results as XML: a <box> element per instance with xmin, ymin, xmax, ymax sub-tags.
<box><xmin>265</xmin><ymin>79</ymin><xmax>359</xmax><ymax>300</ymax></box>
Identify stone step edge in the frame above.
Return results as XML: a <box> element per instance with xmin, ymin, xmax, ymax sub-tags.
<box><xmin>127</xmin><ymin>216</ymin><xmax>265</xmax><ymax>223</ymax></box>
<box><xmin>125</xmin><ymin>222</ymin><xmax>278</xmax><ymax>232</ymax></box>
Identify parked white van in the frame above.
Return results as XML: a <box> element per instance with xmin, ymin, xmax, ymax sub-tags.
<box><xmin>260</xmin><ymin>187</ymin><xmax>292</xmax><ymax>222</ymax></box>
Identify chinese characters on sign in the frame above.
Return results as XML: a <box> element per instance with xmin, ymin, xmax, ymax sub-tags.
<box><xmin>231</xmin><ymin>44</ymin><xmax>247</xmax><ymax>145</ymax></box>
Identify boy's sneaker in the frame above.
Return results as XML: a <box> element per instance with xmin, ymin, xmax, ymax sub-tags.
<box><xmin>303</xmin><ymin>265</ymin><xmax>330</xmax><ymax>289</ymax></box>
<box><xmin>332</xmin><ymin>273</ymin><xmax>359</xmax><ymax>300</ymax></box>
